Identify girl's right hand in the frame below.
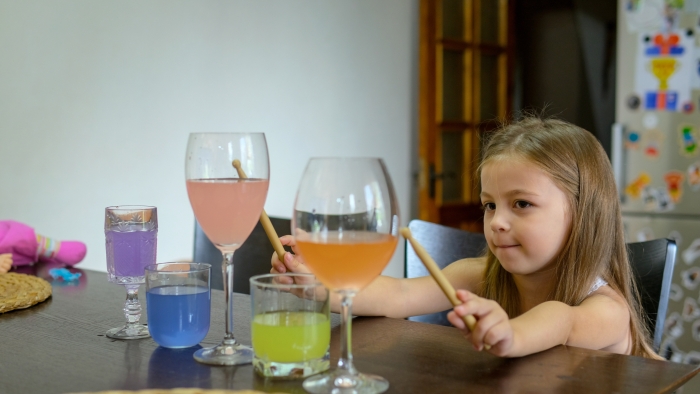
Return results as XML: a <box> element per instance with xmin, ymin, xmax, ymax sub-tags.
<box><xmin>270</xmin><ymin>235</ymin><xmax>311</xmax><ymax>276</ymax></box>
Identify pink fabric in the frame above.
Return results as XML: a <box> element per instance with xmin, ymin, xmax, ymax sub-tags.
<box><xmin>0</xmin><ymin>220</ymin><xmax>86</xmax><ymax>267</ymax></box>
<box><xmin>0</xmin><ymin>220</ymin><xmax>39</xmax><ymax>266</ymax></box>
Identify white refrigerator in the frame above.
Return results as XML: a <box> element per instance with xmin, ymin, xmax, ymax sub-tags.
<box><xmin>615</xmin><ymin>2</ymin><xmax>700</xmax><ymax>391</ymax></box>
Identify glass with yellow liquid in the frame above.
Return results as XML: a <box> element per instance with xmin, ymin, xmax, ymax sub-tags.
<box><xmin>250</xmin><ymin>273</ymin><xmax>330</xmax><ymax>379</ymax></box>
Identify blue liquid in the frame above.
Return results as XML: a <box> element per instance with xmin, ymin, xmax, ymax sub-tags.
<box><xmin>146</xmin><ymin>285</ymin><xmax>211</xmax><ymax>348</ymax></box>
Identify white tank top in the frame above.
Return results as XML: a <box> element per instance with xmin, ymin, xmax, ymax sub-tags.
<box><xmin>588</xmin><ymin>277</ymin><xmax>608</xmax><ymax>295</ymax></box>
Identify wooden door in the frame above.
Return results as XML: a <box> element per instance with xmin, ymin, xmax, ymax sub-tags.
<box><xmin>418</xmin><ymin>0</ymin><xmax>514</xmax><ymax>232</ymax></box>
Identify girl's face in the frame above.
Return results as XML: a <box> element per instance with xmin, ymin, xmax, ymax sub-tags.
<box><xmin>480</xmin><ymin>157</ymin><xmax>572</xmax><ymax>276</ymax></box>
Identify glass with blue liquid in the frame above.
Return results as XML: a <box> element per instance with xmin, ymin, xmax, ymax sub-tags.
<box><xmin>145</xmin><ymin>262</ymin><xmax>211</xmax><ymax>348</ymax></box>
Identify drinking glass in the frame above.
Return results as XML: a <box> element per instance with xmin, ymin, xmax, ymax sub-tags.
<box><xmin>185</xmin><ymin>132</ymin><xmax>270</xmax><ymax>365</ymax></box>
<box><xmin>104</xmin><ymin>205</ymin><xmax>158</xmax><ymax>339</ymax></box>
<box><xmin>145</xmin><ymin>262</ymin><xmax>211</xmax><ymax>348</ymax></box>
<box><xmin>293</xmin><ymin>158</ymin><xmax>399</xmax><ymax>394</ymax></box>
<box><xmin>250</xmin><ymin>273</ymin><xmax>330</xmax><ymax>379</ymax></box>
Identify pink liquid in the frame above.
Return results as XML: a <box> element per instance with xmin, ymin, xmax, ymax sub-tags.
<box><xmin>186</xmin><ymin>178</ymin><xmax>269</xmax><ymax>250</ymax></box>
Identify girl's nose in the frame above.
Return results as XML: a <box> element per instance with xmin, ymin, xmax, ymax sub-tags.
<box><xmin>489</xmin><ymin>209</ymin><xmax>510</xmax><ymax>232</ymax></box>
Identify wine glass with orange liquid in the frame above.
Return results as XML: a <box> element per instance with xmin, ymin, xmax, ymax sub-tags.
<box><xmin>185</xmin><ymin>132</ymin><xmax>270</xmax><ymax>365</ymax></box>
<box><xmin>293</xmin><ymin>158</ymin><xmax>399</xmax><ymax>394</ymax></box>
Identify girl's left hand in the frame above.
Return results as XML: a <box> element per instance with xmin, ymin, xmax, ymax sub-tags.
<box><xmin>447</xmin><ymin>289</ymin><xmax>514</xmax><ymax>357</ymax></box>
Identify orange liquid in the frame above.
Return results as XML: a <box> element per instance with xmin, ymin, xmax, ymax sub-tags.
<box><xmin>295</xmin><ymin>231</ymin><xmax>398</xmax><ymax>291</ymax></box>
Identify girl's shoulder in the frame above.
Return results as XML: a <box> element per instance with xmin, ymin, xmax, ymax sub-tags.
<box><xmin>581</xmin><ymin>281</ymin><xmax>630</xmax><ymax>315</ymax></box>
<box><xmin>443</xmin><ymin>256</ymin><xmax>487</xmax><ymax>293</ymax></box>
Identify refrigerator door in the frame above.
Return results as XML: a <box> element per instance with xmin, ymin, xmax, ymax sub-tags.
<box><xmin>623</xmin><ymin>216</ymin><xmax>700</xmax><ymax>370</ymax></box>
<box><xmin>613</xmin><ymin>121</ymin><xmax>700</xmax><ymax>217</ymax></box>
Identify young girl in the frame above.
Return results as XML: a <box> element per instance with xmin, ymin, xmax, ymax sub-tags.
<box><xmin>271</xmin><ymin>117</ymin><xmax>661</xmax><ymax>359</ymax></box>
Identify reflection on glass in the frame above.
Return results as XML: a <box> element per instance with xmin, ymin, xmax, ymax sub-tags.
<box><xmin>442</xmin><ymin>49</ymin><xmax>464</xmax><ymax>121</ymax></box>
<box><xmin>441</xmin><ymin>131</ymin><xmax>463</xmax><ymax>202</ymax></box>
<box><xmin>480</xmin><ymin>0</ymin><xmax>500</xmax><ymax>44</ymax></box>
<box><xmin>148</xmin><ymin>345</ymin><xmax>211</xmax><ymax>388</ymax></box>
<box><xmin>442</xmin><ymin>0</ymin><xmax>464</xmax><ymax>39</ymax></box>
<box><xmin>480</xmin><ymin>54</ymin><xmax>499</xmax><ymax>120</ymax></box>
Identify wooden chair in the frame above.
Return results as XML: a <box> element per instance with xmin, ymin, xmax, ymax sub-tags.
<box><xmin>627</xmin><ymin>238</ymin><xmax>677</xmax><ymax>353</ymax></box>
<box><xmin>193</xmin><ymin>217</ymin><xmax>291</xmax><ymax>294</ymax></box>
<box><xmin>404</xmin><ymin>220</ymin><xmax>676</xmax><ymax>354</ymax></box>
<box><xmin>404</xmin><ymin>219</ymin><xmax>487</xmax><ymax>325</ymax></box>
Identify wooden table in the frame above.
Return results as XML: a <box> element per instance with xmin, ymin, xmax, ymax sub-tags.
<box><xmin>1</xmin><ymin>268</ymin><xmax>698</xmax><ymax>394</ymax></box>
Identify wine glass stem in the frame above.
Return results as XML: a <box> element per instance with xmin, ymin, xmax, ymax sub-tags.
<box><xmin>123</xmin><ymin>285</ymin><xmax>142</xmax><ymax>326</ymax></box>
<box><xmin>337</xmin><ymin>292</ymin><xmax>358</xmax><ymax>376</ymax></box>
<box><xmin>222</xmin><ymin>252</ymin><xmax>237</xmax><ymax>344</ymax></box>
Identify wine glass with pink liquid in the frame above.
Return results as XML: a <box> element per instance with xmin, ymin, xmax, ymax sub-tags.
<box><xmin>293</xmin><ymin>158</ymin><xmax>399</xmax><ymax>394</ymax></box>
<box><xmin>185</xmin><ymin>132</ymin><xmax>269</xmax><ymax>365</ymax></box>
<box><xmin>104</xmin><ymin>205</ymin><xmax>157</xmax><ymax>339</ymax></box>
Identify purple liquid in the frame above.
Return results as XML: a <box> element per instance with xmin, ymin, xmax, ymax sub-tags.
<box><xmin>147</xmin><ymin>285</ymin><xmax>211</xmax><ymax>348</ymax></box>
<box><xmin>106</xmin><ymin>230</ymin><xmax>157</xmax><ymax>279</ymax></box>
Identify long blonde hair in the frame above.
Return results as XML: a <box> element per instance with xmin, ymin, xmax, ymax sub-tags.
<box><xmin>477</xmin><ymin>117</ymin><xmax>658</xmax><ymax>359</ymax></box>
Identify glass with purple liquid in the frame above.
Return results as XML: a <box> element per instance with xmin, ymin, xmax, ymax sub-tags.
<box><xmin>104</xmin><ymin>205</ymin><xmax>157</xmax><ymax>339</ymax></box>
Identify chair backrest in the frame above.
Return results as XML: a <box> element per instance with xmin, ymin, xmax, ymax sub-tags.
<box><xmin>404</xmin><ymin>219</ymin><xmax>487</xmax><ymax>325</ymax></box>
<box><xmin>627</xmin><ymin>238</ymin><xmax>676</xmax><ymax>353</ymax></box>
<box><xmin>193</xmin><ymin>217</ymin><xmax>292</xmax><ymax>294</ymax></box>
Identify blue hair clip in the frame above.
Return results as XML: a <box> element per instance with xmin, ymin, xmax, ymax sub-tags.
<box><xmin>48</xmin><ymin>268</ymin><xmax>82</xmax><ymax>282</ymax></box>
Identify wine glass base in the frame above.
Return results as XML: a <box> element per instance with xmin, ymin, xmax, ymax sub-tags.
<box><xmin>106</xmin><ymin>324</ymin><xmax>150</xmax><ymax>340</ymax></box>
<box><xmin>303</xmin><ymin>370</ymin><xmax>389</xmax><ymax>394</ymax></box>
<box><xmin>193</xmin><ymin>342</ymin><xmax>253</xmax><ymax>366</ymax></box>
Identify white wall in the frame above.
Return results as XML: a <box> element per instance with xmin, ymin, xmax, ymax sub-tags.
<box><xmin>0</xmin><ymin>1</ymin><xmax>418</xmax><ymax>278</ymax></box>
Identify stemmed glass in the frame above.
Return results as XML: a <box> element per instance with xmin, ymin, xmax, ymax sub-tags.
<box><xmin>104</xmin><ymin>205</ymin><xmax>158</xmax><ymax>339</ymax></box>
<box><xmin>293</xmin><ymin>158</ymin><xmax>399</xmax><ymax>394</ymax></box>
<box><xmin>185</xmin><ymin>132</ymin><xmax>270</xmax><ymax>365</ymax></box>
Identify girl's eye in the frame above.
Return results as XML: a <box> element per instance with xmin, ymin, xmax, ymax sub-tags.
<box><xmin>482</xmin><ymin>202</ymin><xmax>496</xmax><ymax>211</ymax></box>
<box><xmin>514</xmin><ymin>200</ymin><xmax>532</xmax><ymax>209</ymax></box>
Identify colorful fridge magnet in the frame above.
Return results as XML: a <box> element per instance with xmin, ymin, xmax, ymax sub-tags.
<box><xmin>682</xmin><ymin>267</ymin><xmax>700</xmax><ymax>290</ymax></box>
<box><xmin>684</xmin><ymin>297</ymin><xmax>700</xmax><ymax>321</ymax></box>
<box><xmin>679</xmin><ymin>125</ymin><xmax>699</xmax><ymax>156</ymax></box>
<box><xmin>683</xmin><ymin>238</ymin><xmax>700</xmax><ymax>265</ymax></box>
<box><xmin>625</xmin><ymin>172</ymin><xmax>652</xmax><ymax>199</ymax></box>
<box><xmin>665</xmin><ymin>312</ymin><xmax>685</xmax><ymax>338</ymax></box>
<box><xmin>625</xmin><ymin>130</ymin><xmax>641</xmax><ymax>149</ymax></box>
<box><xmin>643</xmin><ymin>129</ymin><xmax>665</xmax><ymax>158</ymax></box>
<box><xmin>635</xmin><ymin>30</ymin><xmax>694</xmax><ymax>112</ymax></box>
<box><xmin>688</xmin><ymin>161</ymin><xmax>700</xmax><ymax>190</ymax></box>
<box><xmin>683</xmin><ymin>101</ymin><xmax>694</xmax><ymax>113</ymax></box>
<box><xmin>664</xmin><ymin>170</ymin><xmax>685</xmax><ymax>203</ymax></box>
<box><xmin>670</xmin><ymin>283</ymin><xmax>683</xmax><ymax>301</ymax></box>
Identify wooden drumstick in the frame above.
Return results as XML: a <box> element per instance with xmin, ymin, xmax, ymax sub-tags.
<box><xmin>400</xmin><ymin>227</ymin><xmax>489</xmax><ymax>349</ymax></box>
<box><xmin>232</xmin><ymin>159</ymin><xmax>286</xmax><ymax>263</ymax></box>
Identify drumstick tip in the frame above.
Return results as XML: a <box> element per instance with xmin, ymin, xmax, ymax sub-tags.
<box><xmin>400</xmin><ymin>227</ymin><xmax>412</xmax><ymax>239</ymax></box>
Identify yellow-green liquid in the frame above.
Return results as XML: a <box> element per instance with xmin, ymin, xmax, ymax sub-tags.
<box><xmin>252</xmin><ymin>311</ymin><xmax>330</xmax><ymax>363</ymax></box>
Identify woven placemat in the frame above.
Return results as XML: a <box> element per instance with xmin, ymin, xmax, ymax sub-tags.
<box><xmin>0</xmin><ymin>272</ymin><xmax>52</xmax><ymax>313</ymax></box>
<box><xmin>71</xmin><ymin>390</ymin><xmax>282</xmax><ymax>394</ymax></box>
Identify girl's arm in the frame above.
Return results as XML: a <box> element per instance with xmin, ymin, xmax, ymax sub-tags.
<box><xmin>271</xmin><ymin>235</ymin><xmax>486</xmax><ymax>318</ymax></box>
<box><xmin>448</xmin><ymin>287</ymin><xmax>631</xmax><ymax>357</ymax></box>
